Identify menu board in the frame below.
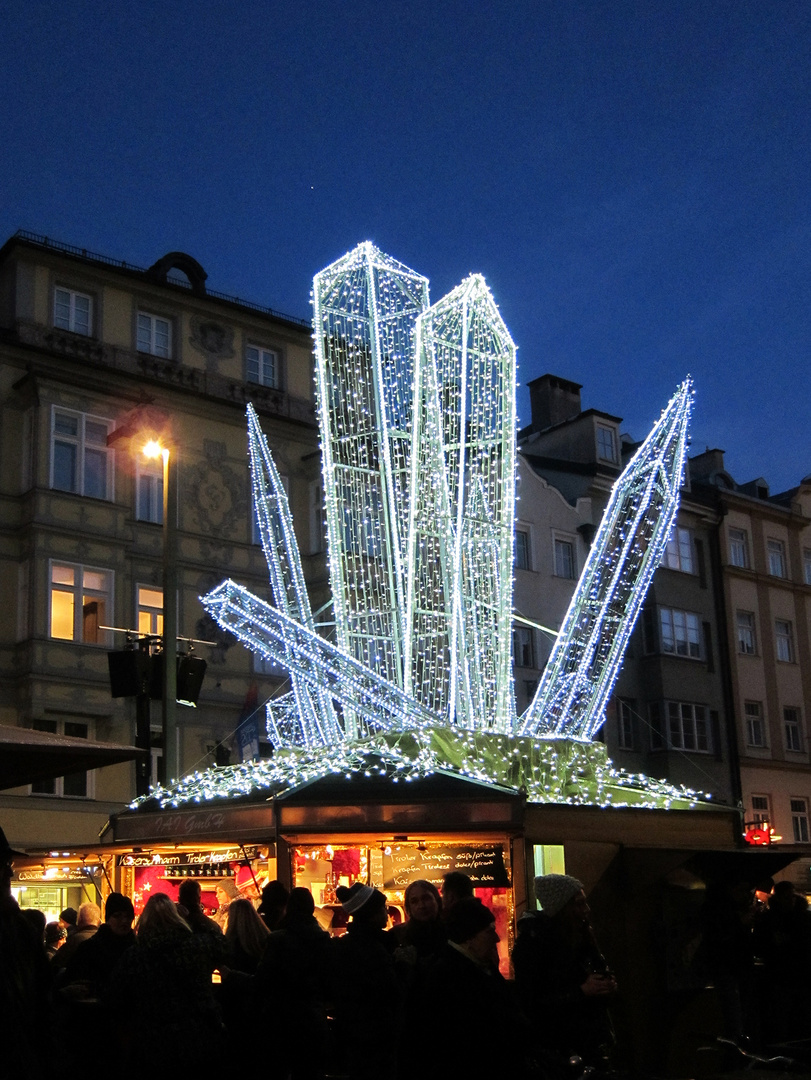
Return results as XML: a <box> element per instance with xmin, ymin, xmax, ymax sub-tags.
<box><xmin>382</xmin><ymin>844</ymin><xmax>510</xmax><ymax>890</ymax></box>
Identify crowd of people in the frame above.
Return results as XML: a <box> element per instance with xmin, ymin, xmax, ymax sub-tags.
<box><xmin>3</xmin><ymin>819</ymin><xmax>810</xmax><ymax>1080</ymax></box>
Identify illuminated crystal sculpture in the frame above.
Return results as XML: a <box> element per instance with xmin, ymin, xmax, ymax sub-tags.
<box><xmin>138</xmin><ymin>243</ymin><xmax>703</xmax><ymax>811</ymax></box>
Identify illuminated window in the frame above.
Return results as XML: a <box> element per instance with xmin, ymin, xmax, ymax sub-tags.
<box><xmin>515</xmin><ymin>529</ymin><xmax>531</xmax><ymax>571</ymax></box>
<box><xmin>137</xmin><ymin>312</ymin><xmax>172</xmax><ymax>358</ymax></box>
<box><xmin>744</xmin><ymin>701</ymin><xmax>766</xmax><ymax>747</ymax></box>
<box><xmin>553</xmin><ymin>537</ymin><xmax>576</xmax><ymax>579</ymax></box>
<box><xmin>736</xmin><ymin>611</ymin><xmax>756</xmax><ymax>655</ymax></box>
<box><xmin>784</xmin><ymin>707</ymin><xmax>804</xmax><ymax>753</ymax></box>
<box><xmin>767</xmin><ymin>539</ymin><xmax>786</xmax><ymax>578</ymax></box>
<box><xmin>50</xmin><ymin>408</ymin><xmax>113</xmax><ymax>499</ymax></box>
<box><xmin>50</xmin><ymin>563</ymin><xmax>112</xmax><ymax>645</ymax></box>
<box><xmin>659</xmin><ymin>607</ymin><xmax>702</xmax><ymax>658</ymax></box>
<box><xmin>136</xmin><ymin>456</ymin><xmax>163</xmax><ymax>523</ymax></box>
<box><xmin>137</xmin><ymin>585</ymin><xmax>163</xmax><ymax>638</ymax></box>
<box><xmin>775</xmin><ymin>620</ymin><xmax>794</xmax><ymax>663</ymax></box>
<box><xmin>662</xmin><ymin>526</ymin><xmax>694</xmax><ymax>573</ymax></box>
<box><xmin>246</xmin><ymin>344</ymin><xmax>280</xmax><ymax>388</ymax></box>
<box><xmin>512</xmin><ymin>626</ymin><xmax>535</xmax><ymax>668</ymax></box>
<box><xmin>596</xmin><ymin>424</ymin><xmax>617</xmax><ymax>463</ymax></box>
<box><xmin>54</xmin><ymin>287</ymin><xmax>92</xmax><ymax>335</ymax></box>
<box><xmin>728</xmin><ymin>528</ymin><xmax>749</xmax><ymax>568</ymax></box>
<box><xmin>30</xmin><ymin>719</ymin><xmax>91</xmax><ymax>798</ymax></box>
<box><xmin>790</xmin><ymin>798</ymin><xmax>809</xmax><ymax>842</ymax></box>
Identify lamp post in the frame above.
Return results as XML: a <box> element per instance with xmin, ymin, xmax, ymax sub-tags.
<box><xmin>143</xmin><ymin>439</ymin><xmax>179</xmax><ymax>783</ymax></box>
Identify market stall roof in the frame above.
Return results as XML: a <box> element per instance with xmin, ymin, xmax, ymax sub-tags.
<box><xmin>0</xmin><ymin>724</ymin><xmax>143</xmax><ymax>790</ymax></box>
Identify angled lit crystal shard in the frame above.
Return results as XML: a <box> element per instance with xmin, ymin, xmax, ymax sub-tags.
<box><xmin>519</xmin><ymin>377</ymin><xmax>694</xmax><ymax>740</ymax></box>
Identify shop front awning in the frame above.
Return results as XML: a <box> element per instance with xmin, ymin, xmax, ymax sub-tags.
<box><xmin>0</xmin><ymin>724</ymin><xmax>143</xmax><ymax>791</ymax></box>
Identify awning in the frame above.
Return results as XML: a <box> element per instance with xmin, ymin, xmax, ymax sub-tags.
<box><xmin>0</xmin><ymin>725</ymin><xmax>144</xmax><ymax>790</ymax></box>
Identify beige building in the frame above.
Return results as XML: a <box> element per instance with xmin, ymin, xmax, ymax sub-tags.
<box><xmin>0</xmin><ymin>231</ymin><xmax>322</xmax><ymax>855</ymax></box>
<box><xmin>690</xmin><ymin>451</ymin><xmax>811</xmax><ymax>864</ymax></box>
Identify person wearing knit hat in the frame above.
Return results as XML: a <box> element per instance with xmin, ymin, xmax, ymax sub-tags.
<box><xmin>533</xmin><ymin>872</ymin><xmax>585</xmax><ymax>916</ymax></box>
<box><xmin>512</xmin><ymin>873</ymin><xmax>618</xmax><ymax>1073</ymax></box>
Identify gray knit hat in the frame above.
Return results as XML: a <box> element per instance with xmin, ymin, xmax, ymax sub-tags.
<box><xmin>534</xmin><ymin>873</ymin><xmax>584</xmax><ymax>916</ymax></box>
<box><xmin>336</xmin><ymin>882</ymin><xmax>377</xmax><ymax>915</ymax></box>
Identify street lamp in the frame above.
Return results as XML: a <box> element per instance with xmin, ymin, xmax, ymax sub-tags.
<box><xmin>142</xmin><ymin>438</ymin><xmax>179</xmax><ymax>783</ymax></box>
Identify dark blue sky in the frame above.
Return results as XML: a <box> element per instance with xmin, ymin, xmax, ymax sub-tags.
<box><xmin>2</xmin><ymin>1</ymin><xmax>809</xmax><ymax>492</ymax></box>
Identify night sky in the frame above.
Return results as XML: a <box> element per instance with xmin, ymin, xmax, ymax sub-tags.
<box><xmin>2</xmin><ymin>1</ymin><xmax>809</xmax><ymax>492</ymax></box>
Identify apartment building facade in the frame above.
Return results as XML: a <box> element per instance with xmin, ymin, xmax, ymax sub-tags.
<box><xmin>0</xmin><ymin>232</ymin><xmax>323</xmax><ymax>850</ymax></box>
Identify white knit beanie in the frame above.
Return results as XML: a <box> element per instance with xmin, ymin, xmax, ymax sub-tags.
<box><xmin>533</xmin><ymin>873</ymin><xmax>584</xmax><ymax>916</ymax></box>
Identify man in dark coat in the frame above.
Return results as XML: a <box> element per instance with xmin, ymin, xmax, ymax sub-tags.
<box><xmin>512</xmin><ymin>874</ymin><xmax>617</xmax><ymax>1074</ymax></box>
<box><xmin>64</xmin><ymin>891</ymin><xmax>136</xmax><ymax>996</ymax></box>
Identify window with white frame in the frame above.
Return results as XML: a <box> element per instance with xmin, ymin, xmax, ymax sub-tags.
<box><xmin>51</xmin><ymin>408</ymin><xmax>113</xmax><ymax>500</ymax></box>
<box><xmin>659</xmin><ymin>607</ymin><xmax>702</xmax><ymax>658</ymax></box>
<box><xmin>137</xmin><ymin>585</ymin><xmax>163</xmax><ymax>638</ymax></box>
<box><xmin>596</xmin><ymin>424</ymin><xmax>617</xmax><ymax>463</ymax></box>
<box><xmin>662</xmin><ymin>526</ymin><xmax>694</xmax><ymax>573</ymax></box>
<box><xmin>617</xmin><ymin>699</ymin><xmax>636</xmax><ymax>750</ymax></box>
<box><xmin>790</xmin><ymin>797</ymin><xmax>810</xmax><ymax>842</ymax></box>
<box><xmin>515</xmin><ymin>529</ymin><xmax>531</xmax><ymax>571</ymax></box>
<box><xmin>553</xmin><ymin>537</ymin><xmax>576</xmax><ymax>579</ymax></box>
<box><xmin>728</xmin><ymin>527</ymin><xmax>749</xmax><ymax>568</ymax></box>
<box><xmin>804</xmin><ymin>548</ymin><xmax>811</xmax><ymax>586</ymax></box>
<box><xmin>775</xmin><ymin>619</ymin><xmax>794</xmax><ymax>663</ymax></box>
<box><xmin>50</xmin><ymin>562</ymin><xmax>113</xmax><ymax>645</ymax></box>
<box><xmin>667</xmin><ymin>701</ymin><xmax>711</xmax><ymax>752</ymax></box>
<box><xmin>784</xmin><ymin>707</ymin><xmax>804</xmax><ymax>753</ymax></box>
<box><xmin>736</xmin><ymin>611</ymin><xmax>757</xmax><ymax>655</ymax></box>
<box><xmin>512</xmin><ymin>625</ymin><xmax>535</xmax><ymax>668</ymax></box>
<box><xmin>751</xmin><ymin>794</ymin><xmax>771</xmax><ymax>827</ymax></box>
<box><xmin>54</xmin><ymin>287</ymin><xmax>92</xmax><ymax>336</ymax></box>
<box><xmin>137</xmin><ymin>312</ymin><xmax>172</xmax><ymax>358</ymax></box>
<box><xmin>246</xmin><ymin>344</ymin><xmax>281</xmax><ymax>388</ymax></box>
<box><xmin>767</xmin><ymin>539</ymin><xmax>787</xmax><ymax>578</ymax></box>
<box><xmin>744</xmin><ymin>701</ymin><xmax>766</xmax><ymax>748</ymax></box>
<box><xmin>136</xmin><ymin>456</ymin><xmax>163</xmax><ymax>523</ymax></box>
<box><xmin>30</xmin><ymin>719</ymin><xmax>92</xmax><ymax>797</ymax></box>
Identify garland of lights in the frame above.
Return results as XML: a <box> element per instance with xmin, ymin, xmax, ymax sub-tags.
<box><xmin>131</xmin><ymin>241</ymin><xmax>702</xmax><ymax>813</ymax></box>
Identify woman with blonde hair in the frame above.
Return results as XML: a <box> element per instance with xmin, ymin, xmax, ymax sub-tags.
<box><xmin>105</xmin><ymin>892</ymin><xmax>228</xmax><ymax>1071</ymax></box>
<box><xmin>224</xmin><ymin>897</ymin><xmax>270</xmax><ymax>974</ymax></box>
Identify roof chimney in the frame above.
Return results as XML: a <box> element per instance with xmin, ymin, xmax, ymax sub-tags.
<box><xmin>526</xmin><ymin>374</ymin><xmax>583</xmax><ymax>432</ymax></box>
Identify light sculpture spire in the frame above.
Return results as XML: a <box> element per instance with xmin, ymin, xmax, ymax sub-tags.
<box><xmin>518</xmin><ymin>378</ymin><xmax>694</xmax><ymax>740</ymax></box>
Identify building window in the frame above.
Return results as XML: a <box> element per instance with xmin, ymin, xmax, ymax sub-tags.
<box><xmin>136</xmin><ymin>456</ymin><xmax>163</xmax><ymax>523</ymax></box>
<box><xmin>30</xmin><ymin>719</ymin><xmax>91</xmax><ymax>798</ymax></box>
<box><xmin>54</xmin><ymin>287</ymin><xmax>92</xmax><ymax>336</ymax></box>
<box><xmin>246</xmin><ymin>344</ymin><xmax>280</xmax><ymax>388</ymax></box>
<box><xmin>137</xmin><ymin>585</ymin><xmax>163</xmax><ymax>638</ymax></box>
<box><xmin>617</xmin><ymin>699</ymin><xmax>636</xmax><ymax>750</ymax></box>
<box><xmin>553</xmin><ymin>537</ymin><xmax>576</xmax><ymax>579</ymax></box>
<box><xmin>767</xmin><ymin>539</ymin><xmax>787</xmax><ymax>578</ymax></box>
<box><xmin>751</xmin><ymin>794</ymin><xmax>771</xmax><ymax>827</ymax></box>
<box><xmin>728</xmin><ymin>528</ymin><xmax>749</xmax><ymax>569</ymax></box>
<box><xmin>736</xmin><ymin>611</ymin><xmax>757</xmax><ymax>655</ymax></box>
<box><xmin>790</xmin><ymin>798</ymin><xmax>810</xmax><ymax>842</ymax></box>
<box><xmin>137</xmin><ymin>312</ymin><xmax>172</xmax><ymax>358</ymax></box>
<box><xmin>784</xmin><ymin>707</ymin><xmax>804</xmax><ymax>753</ymax></box>
<box><xmin>775</xmin><ymin>619</ymin><xmax>794</xmax><ymax>663</ymax></box>
<box><xmin>804</xmin><ymin>548</ymin><xmax>811</xmax><ymax>586</ymax></box>
<box><xmin>596</xmin><ymin>425</ymin><xmax>617</xmax><ymax>463</ymax></box>
<box><xmin>662</xmin><ymin>526</ymin><xmax>694</xmax><ymax>573</ymax></box>
<box><xmin>50</xmin><ymin>562</ymin><xmax>112</xmax><ymax>645</ymax></box>
<box><xmin>744</xmin><ymin>701</ymin><xmax>766</xmax><ymax>748</ymax></box>
<box><xmin>515</xmin><ymin>529</ymin><xmax>531</xmax><ymax>571</ymax></box>
<box><xmin>667</xmin><ymin>701</ymin><xmax>711</xmax><ymax>752</ymax></box>
<box><xmin>309</xmin><ymin>481</ymin><xmax>327</xmax><ymax>554</ymax></box>
<box><xmin>659</xmin><ymin>607</ymin><xmax>702</xmax><ymax>658</ymax></box>
<box><xmin>512</xmin><ymin>626</ymin><xmax>535</xmax><ymax>668</ymax></box>
<box><xmin>50</xmin><ymin>408</ymin><xmax>113</xmax><ymax>500</ymax></box>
